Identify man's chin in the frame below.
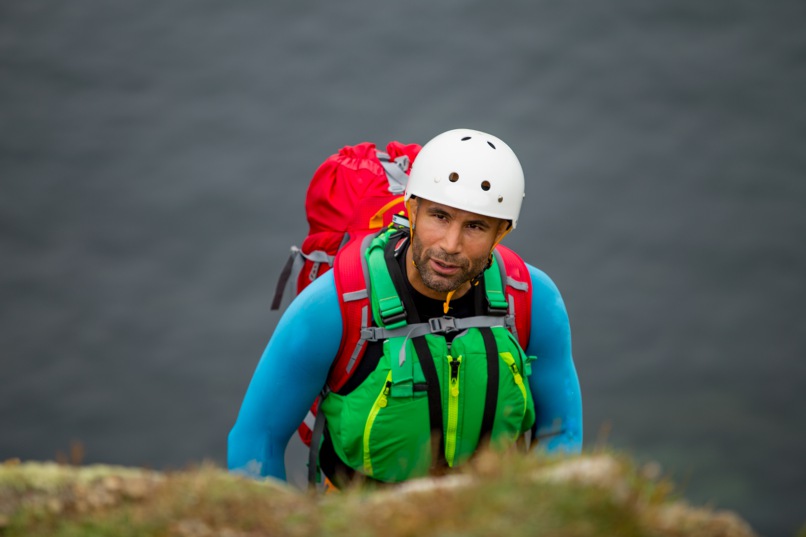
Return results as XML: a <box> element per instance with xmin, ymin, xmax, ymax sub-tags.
<box><xmin>421</xmin><ymin>272</ymin><xmax>465</xmax><ymax>295</ymax></box>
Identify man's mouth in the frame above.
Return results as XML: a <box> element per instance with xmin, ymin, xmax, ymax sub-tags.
<box><xmin>429</xmin><ymin>258</ymin><xmax>461</xmax><ymax>276</ymax></box>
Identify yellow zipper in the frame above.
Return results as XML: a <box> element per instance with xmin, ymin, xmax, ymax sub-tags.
<box><xmin>445</xmin><ymin>354</ymin><xmax>462</xmax><ymax>467</ymax></box>
<box><xmin>500</xmin><ymin>351</ymin><xmax>527</xmax><ymax>417</ymax></box>
<box><xmin>363</xmin><ymin>371</ymin><xmax>392</xmax><ymax>476</ymax></box>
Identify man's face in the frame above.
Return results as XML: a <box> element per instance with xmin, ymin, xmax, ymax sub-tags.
<box><xmin>408</xmin><ymin>198</ymin><xmax>508</xmax><ymax>298</ymax></box>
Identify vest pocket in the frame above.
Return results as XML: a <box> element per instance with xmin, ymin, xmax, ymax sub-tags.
<box><xmin>499</xmin><ymin>351</ymin><xmax>528</xmax><ymax>424</ymax></box>
<box><xmin>361</xmin><ymin>385</ymin><xmax>431</xmax><ymax>481</ymax></box>
<box><xmin>449</xmin><ymin>327</ymin><xmax>534</xmax><ymax>451</ymax></box>
<box><xmin>330</xmin><ymin>368</ymin><xmax>431</xmax><ymax>483</ymax></box>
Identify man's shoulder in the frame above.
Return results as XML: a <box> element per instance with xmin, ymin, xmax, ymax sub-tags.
<box><xmin>275</xmin><ymin>269</ymin><xmax>343</xmax><ymax>352</ymax></box>
<box><xmin>289</xmin><ymin>269</ymin><xmax>339</xmax><ymax>308</ymax></box>
<box><xmin>522</xmin><ymin>262</ymin><xmax>569</xmax><ymax>328</ymax></box>
<box><xmin>496</xmin><ymin>245</ymin><xmax>564</xmax><ymax>301</ymax></box>
<box><xmin>524</xmin><ymin>263</ymin><xmax>562</xmax><ymax>296</ymax></box>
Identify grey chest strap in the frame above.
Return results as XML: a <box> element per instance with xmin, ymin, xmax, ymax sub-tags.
<box><xmin>360</xmin><ymin>314</ymin><xmax>514</xmax><ymax>342</ymax></box>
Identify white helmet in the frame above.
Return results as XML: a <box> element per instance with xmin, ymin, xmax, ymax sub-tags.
<box><xmin>405</xmin><ymin>128</ymin><xmax>525</xmax><ymax>228</ymax></box>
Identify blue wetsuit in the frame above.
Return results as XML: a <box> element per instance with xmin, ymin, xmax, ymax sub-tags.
<box><xmin>228</xmin><ymin>264</ymin><xmax>582</xmax><ymax>481</ymax></box>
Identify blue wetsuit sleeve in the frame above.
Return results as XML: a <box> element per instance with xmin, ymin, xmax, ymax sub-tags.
<box><xmin>227</xmin><ymin>271</ymin><xmax>342</xmax><ymax>480</ymax></box>
<box><xmin>525</xmin><ymin>264</ymin><xmax>583</xmax><ymax>453</ymax></box>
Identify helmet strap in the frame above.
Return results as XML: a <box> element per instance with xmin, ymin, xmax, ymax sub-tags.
<box><xmin>405</xmin><ymin>199</ymin><xmax>417</xmax><ymax>266</ymax></box>
<box><xmin>488</xmin><ymin>222</ymin><xmax>512</xmax><ymax>262</ymax></box>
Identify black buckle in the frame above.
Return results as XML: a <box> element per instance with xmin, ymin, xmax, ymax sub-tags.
<box><xmin>381</xmin><ymin>309</ymin><xmax>408</xmax><ymax>326</ymax></box>
<box><xmin>486</xmin><ymin>301</ymin><xmax>509</xmax><ymax>316</ymax></box>
<box><xmin>429</xmin><ymin>316</ymin><xmax>458</xmax><ymax>333</ymax></box>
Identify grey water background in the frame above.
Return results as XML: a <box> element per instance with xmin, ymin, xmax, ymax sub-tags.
<box><xmin>1</xmin><ymin>1</ymin><xmax>804</xmax><ymax>535</ymax></box>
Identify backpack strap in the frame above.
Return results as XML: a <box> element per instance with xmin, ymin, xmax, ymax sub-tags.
<box><xmin>306</xmin><ymin>387</ymin><xmax>329</xmax><ymax>489</ymax></box>
<box><xmin>366</xmin><ymin>232</ymin><xmax>408</xmax><ymax>329</ymax></box>
<box><xmin>478</xmin><ymin>326</ymin><xmax>500</xmax><ymax>446</ymax></box>
<box><xmin>328</xmin><ymin>232</ymin><xmax>376</xmax><ymax>392</ymax></box>
<box><xmin>483</xmin><ymin>252</ymin><xmax>510</xmax><ymax>314</ymax></box>
<box><xmin>493</xmin><ymin>245</ymin><xmax>532</xmax><ymax>349</ymax></box>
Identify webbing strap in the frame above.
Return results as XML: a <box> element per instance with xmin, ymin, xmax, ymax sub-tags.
<box><xmin>388</xmin><ymin>337</ymin><xmax>413</xmax><ymax>398</ymax></box>
<box><xmin>411</xmin><ymin>336</ymin><xmax>447</xmax><ymax>471</ymax></box>
<box><xmin>367</xmin><ymin>234</ymin><xmax>406</xmax><ymax>328</ymax></box>
<box><xmin>307</xmin><ymin>396</ymin><xmax>327</xmax><ymax>488</ymax></box>
<box><xmin>271</xmin><ymin>246</ymin><xmax>305</xmax><ymax>310</ymax></box>
<box><xmin>360</xmin><ymin>314</ymin><xmax>514</xmax><ymax>342</ymax></box>
<box><xmin>506</xmin><ymin>276</ymin><xmax>529</xmax><ymax>292</ymax></box>
<box><xmin>342</xmin><ymin>289</ymin><xmax>368</xmax><ymax>302</ymax></box>
<box><xmin>344</xmin><ymin>305</ymin><xmax>369</xmax><ymax>375</ymax></box>
<box><xmin>376</xmin><ymin>150</ymin><xmax>409</xmax><ymax>194</ymax></box>
<box><xmin>301</xmin><ymin>249</ymin><xmax>335</xmax><ymax>265</ymax></box>
<box><xmin>303</xmin><ymin>250</ymin><xmax>336</xmax><ymax>285</ymax></box>
<box><xmin>484</xmin><ymin>253</ymin><xmax>509</xmax><ymax>312</ymax></box>
<box><xmin>478</xmin><ymin>327</ymin><xmax>499</xmax><ymax>445</ymax></box>
<box><xmin>507</xmin><ymin>294</ymin><xmax>520</xmax><ymax>343</ymax></box>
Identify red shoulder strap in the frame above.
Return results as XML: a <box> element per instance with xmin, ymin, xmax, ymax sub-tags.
<box><xmin>329</xmin><ymin>232</ymin><xmax>374</xmax><ymax>392</ymax></box>
<box><xmin>495</xmin><ymin>245</ymin><xmax>532</xmax><ymax>350</ymax></box>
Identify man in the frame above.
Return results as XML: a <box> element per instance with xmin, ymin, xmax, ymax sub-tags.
<box><xmin>228</xmin><ymin>129</ymin><xmax>582</xmax><ymax>485</ymax></box>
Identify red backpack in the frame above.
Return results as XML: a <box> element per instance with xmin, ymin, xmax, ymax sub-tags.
<box><xmin>271</xmin><ymin>141</ymin><xmax>422</xmax><ymax>310</ymax></box>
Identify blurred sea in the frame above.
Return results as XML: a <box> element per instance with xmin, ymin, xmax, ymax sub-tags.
<box><xmin>1</xmin><ymin>2</ymin><xmax>805</xmax><ymax>535</ymax></box>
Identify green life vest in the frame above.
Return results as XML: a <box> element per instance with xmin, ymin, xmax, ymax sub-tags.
<box><xmin>320</xmin><ymin>228</ymin><xmax>536</xmax><ymax>483</ymax></box>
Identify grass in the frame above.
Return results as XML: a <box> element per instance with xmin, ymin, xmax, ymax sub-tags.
<box><xmin>0</xmin><ymin>450</ymin><xmax>757</xmax><ymax>537</ymax></box>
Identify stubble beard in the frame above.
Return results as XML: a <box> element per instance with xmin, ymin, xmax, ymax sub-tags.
<box><xmin>410</xmin><ymin>235</ymin><xmax>489</xmax><ymax>294</ymax></box>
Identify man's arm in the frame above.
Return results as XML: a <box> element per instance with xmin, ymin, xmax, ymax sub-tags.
<box><xmin>227</xmin><ymin>271</ymin><xmax>343</xmax><ymax>480</ymax></box>
<box><xmin>525</xmin><ymin>264</ymin><xmax>583</xmax><ymax>453</ymax></box>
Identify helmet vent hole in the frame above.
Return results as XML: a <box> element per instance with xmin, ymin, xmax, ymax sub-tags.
<box><xmin>449</xmin><ymin>172</ymin><xmax>460</xmax><ymax>182</ymax></box>
<box><xmin>498</xmin><ymin>196</ymin><xmax>503</xmax><ymax>203</ymax></box>
<box><xmin>461</xmin><ymin>136</ymin><xmax>472</xmax><ymax>141</ymax></box>
<box><xmin>487</xmin><ymin>141</ymin><xmax>496</xmax><ymax>149</ymax></box>
<box><xmin>481</xmin><ymin>181</ymin><xmax>491</xmax><ymax>191</ymax></box>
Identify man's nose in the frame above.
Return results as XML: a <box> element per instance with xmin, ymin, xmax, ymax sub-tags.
<box><xmin>439</xmin><ymin>223</ymin><xmax>462</xmax><ymax>255</ymax></box>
